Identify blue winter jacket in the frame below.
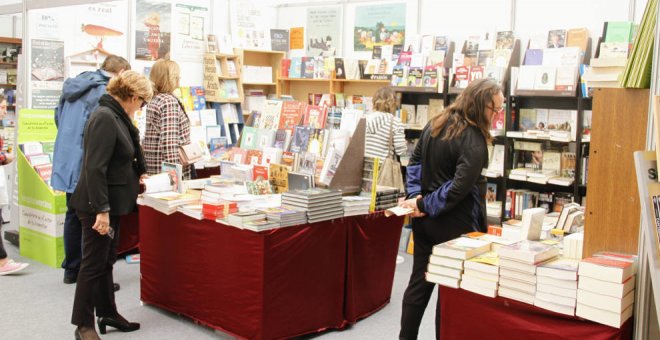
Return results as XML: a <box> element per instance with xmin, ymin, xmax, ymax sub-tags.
<box><xmin>51</xmin><ymin>70</ymin><xmax>111</xmax><ymax>193</ymax></box>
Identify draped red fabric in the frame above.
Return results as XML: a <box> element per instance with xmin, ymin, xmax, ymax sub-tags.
<box><xmin>439</xmin><ymin>286</ymin><xmax>633</xmax><ymax>340</ymax></box>
<box><xmin>345</xmin><ymin>213</ymin><xmax>404</xmax><ymax>322</ymax></box>
<box><xmin>117</xmin><ymin>212</ymin><xmax>140</xmax><ymax>255</ymax></box>
<box><xmin>140</xmin><ymin>206</ymin><xmax>353</xmax><ymax>339</ymax></box>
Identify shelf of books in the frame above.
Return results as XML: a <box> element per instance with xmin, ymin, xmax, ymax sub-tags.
<box><xmin>16</xmin><ymin>109</ymin><xmax>66</xmax><ymax>268</ymax></box>
<box><xmin>203</xmin><ymin>53</ymin><xmax>244</xmax><ymax>104</ymax></box>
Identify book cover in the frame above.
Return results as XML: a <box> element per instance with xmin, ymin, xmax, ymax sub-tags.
<box><xmin>519</xmin><ymin>109</ymin><xmax>537</xmax><ymax>132</ymax></box>
<box><xmin>397</xmin><ymin>51</ymin><xmax>412</xmax><ymax>66</ymax></box>
<box><xmin>302</xmin><ymin>57</ymin><xmax>315</xmax><ymax>78</ymax></box>
<box><xmin>257</xmin><ymin>129</ymin><xmax>276</xmax><ymax>150</ymax></box>
<box><xmin>281</xmin><ymin>151</ymin><xmax>297</xmax><ymax>170</ymax></box>
<box><xmin>273</xmin><ymin>129</ymin><xmax>289</xmax><ymax>150</ymax></box>
<box><xmin>426</xmin><ymin>50</ymin><xmax>446</xmax><ymax>68</ymax></box>
<box><xmin>477</xmin><ymin>50</ymin><xmax>493</xmax><ymax>66</ymax></box>
<box><xmin>453</xmin><ymin>66</ymin><xmax>470</xmax><ymax>88</ymax></box>
<box><xmin>290</xmin><ymin>126</ymin><xmax>313</xmax><ymax>153</ymax></box>
<box><xmin>258</xmin><ymin>100</ymin><xmax>283</xmax><ymax>130</ymax></box>
<box><xmin>306</xmin><ymin>129</ymin><xmax>325</xmax><ymax>156</ymax></box>
<box><xmin>269</xmin><ymin>163</ymin><xmax>289</xmax><ymax>193</ymax></box>
<box><xmin>566</xmin><ymin>27</ymin><xmax>589</xmax><ymax>52</ymax></box>
<box><xmin>34</xmin><ymin>163</ymin><xmax>53</xmax><ymax>183</ymax></box>
<box><xmin>547</xmin><ymin>29</ymin><xmax>567</xmax><ymax>48</ymax></box>
<box><xmin>209</xmin><ymin>137</ymin><xmax>228</xmax><ymax>159</ymax></box>
<box><xmin>422</xmin><ymin>66</ymin><xmax>438</xmax><ymax>88</ymax></box>
<box><xmin>296</xmin><ymin>152</ymin><xmax>318</xmax><ymax>176</ymax></box>
<box><xmin>224</xmin><ymin>80</ymin><xmax>240</xmax><ymax>99</ymax></box>
<box><xmin>304</xmin><ymin>105</ymin><xmax>328</xmax><ymax>129</ymax></box>
<box><xmin>246</xmin><ymin>149</ymin><xmax>263</xmax><ymax>166</ymax></box>
<box><xmin>469</xmin><ymin>66</ymin><xmax>484</xmax><ymax>82</ymax></box>
<box><xmin>161</xmin><ymin>162</ymin><xmax>184</xmax><ymax>194</ymax></box>
<box><xmin>289</xmin><ymin>57</ymin><xmax>302</xmax><ymax>78</ymax></box>
<box><xmin>496</xmin><ymin>31</ymin><xmax>514</xmax><ymax>49</ymax></box>
<box><xmin>240</xmin><ymin>126</ymin><xmax>258</xmax><ymax>150</ymax></box>
<box><xmin>261</xmin><ymin>147</ymin><xmax>282</xmax><ymax>165</ymax></box>
<box><xmin>434</xmin><ymin>36</ymin><xmax>449</xmax><ymax>52</ymax></box>
<box><xmin>253</xmin><ymin>165</ymin><xmax>269</xmax><ymax>181</ymax></box>
<box><xmin>524</xmin><ymin>49</ymin><xmax>544</xmax><ymax>66</ymax></box>
<box><xmin>605</xmin><ymin>22</ymin><xmax>634</xmax><ymax>43</ymax></box>
<box><xmin>533</xmin><ymin>67</ymin><xmax>557</xmax><ymax>90</ymax></box>
<box><xmin>334</xmin><ymin>58</ymin><xmax>346</xmax><ymax>79</ymax></box>
<box><xmin>278</xmin><ymin>100</ymin><xmax>306</xmax><ymax>131</ymax></box>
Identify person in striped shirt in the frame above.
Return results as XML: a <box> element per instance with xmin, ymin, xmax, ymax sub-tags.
<box><xmin>364</xmin><ymin>87</ymin><xmax>407</xmax><ymax>159</ymax></box>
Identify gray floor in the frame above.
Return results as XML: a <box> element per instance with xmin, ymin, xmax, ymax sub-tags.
<box><xmin>1</xmin><ymin>225</ymin><xmax>438</xmax><ymax>340</ymax></box>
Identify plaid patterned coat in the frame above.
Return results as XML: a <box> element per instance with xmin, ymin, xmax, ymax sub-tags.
<box><xmin>143</xmin><ymin>93</ymin><xmax>192</xmax><ymax>179</ymax></box>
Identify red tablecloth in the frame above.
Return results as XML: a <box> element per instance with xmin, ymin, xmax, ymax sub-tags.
<box><xmin>117</xmin><ymin>212</ymin><xmax>139</xmax><ymax>255</ymax></box>
<box><xmin>345</xmin><ymin>213</ymin><xmax>403</xmax><ymax>322</ymax></box>
<box><xmin>439</xmin><ymin>286</ymin><xmax>633</xmax><ymax>340</ymax></box>
<box><xmin>139</xmin><ymin>206</ymin><xmax>403</xmax><ymax>339</ymax></box>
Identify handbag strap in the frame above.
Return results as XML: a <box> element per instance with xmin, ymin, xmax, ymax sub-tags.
<box><xmin>386</xmin><ymin>114</ymin><xmax>396</xmax><ymax>159</ymax></box>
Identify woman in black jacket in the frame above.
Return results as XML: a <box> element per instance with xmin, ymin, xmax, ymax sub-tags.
<box><xmin>68</xmin><ymin>71</ymin><xmax>153</xmax><ymax>340</ymax></box>
<box><xmin>398</xmin><ymin>78</ymin><xmax>504</xmax><ymax>339</ymax></box>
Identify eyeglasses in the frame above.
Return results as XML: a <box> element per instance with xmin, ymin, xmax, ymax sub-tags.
<box><xmin>139</xmin><ymin>98</ymin><xmax>148</xmax><ymax>109</ymax></box>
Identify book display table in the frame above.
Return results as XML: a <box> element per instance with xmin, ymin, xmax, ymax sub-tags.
<box><xmin>439</xmin><ymin>286</ymin><xmax>633</xmax><ymax>340</ymax></box>
<box><xmin>117</xmin><ymin>212</ymin><xmax>140</xmax><ymax>254</ymax></box>
<box><xmin>139</xmin><ymin>206</ymin><xmax>404</xmax><ymax>339</ymax></box>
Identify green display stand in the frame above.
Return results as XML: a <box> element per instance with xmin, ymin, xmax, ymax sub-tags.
<box><xmin>17</xmin><ymin>109</ymin><xmax>66</xmax><ymax>268</ymax></box>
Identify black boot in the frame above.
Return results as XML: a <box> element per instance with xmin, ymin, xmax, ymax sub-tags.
<box><xmin>97</xmin><ymin>314</ymin><xmax>140</xmax><ymax>334</ymax></box>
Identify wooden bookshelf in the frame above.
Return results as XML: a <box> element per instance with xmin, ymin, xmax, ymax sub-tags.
<box><xmin>583</xmin><ymin>88</ymin><xmax>649</xmax><ymax>256</ymax></box>
<box><xmin>235</xmin><ymin>48</ymin><xmax>285</xmax><ymax>98</ymax></box>
<box><xmin>203</xmin><ymin>53</ymin><xmax>244</xmax><ymax>103</ymax></box>
<box><xmin>277</xmin><ymin>77</ymin><xmax>390</xmax><ymax>101</ymax></box>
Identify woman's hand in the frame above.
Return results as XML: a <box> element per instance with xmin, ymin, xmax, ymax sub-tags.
<box><xmin>139</xmin><ymin>174</ymin><xmax>150</xmax><ymax>185</ymax></box>
<box><xmin>92</xmin><ymin>212</ymin><xmax>111</xmax><ymax>235</ymax></box>
<box><xmin>399</xmin><ymin>195</ymin><xmax>426</xmax><ymax>218</ymax></box>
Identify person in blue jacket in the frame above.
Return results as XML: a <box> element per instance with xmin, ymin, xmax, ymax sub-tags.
<box><xmin>52</xmin><ymin>55</ymin><xmax>131</xmax><ymax>285</ymax></box>
<box><xmin>398</xmin><ymin>78</ymin><xmax>504</xmax><ymax>340</ymax></box>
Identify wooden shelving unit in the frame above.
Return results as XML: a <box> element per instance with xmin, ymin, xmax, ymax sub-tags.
<box><xmin>203</xmin><ymin>53</ymin><xmax>244</xmax><ymax>104</ymax></box>
<box><xmin>278</xmin><ymin>77</ymin><xmax>390</xmax><ymax>101</ymax></box>
<box><xmin>235</xmin><ymin>48</ymin><xmax>285</xmax><ymax>98</ymax></box>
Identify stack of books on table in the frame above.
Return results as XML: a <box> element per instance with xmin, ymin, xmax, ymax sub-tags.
<box><xmin>259</xmin><ymin>207</ymin><xmax>307</xmax><ymax>227</ymax></box>
<box><xmin>202</xmin><ymin>201</ymin><xmax>238</xmax><ymax>221</ymax></box>
<box><xmin>496</xmin><ymin>240</ymin><xmax>560</xmax><ymax>305</ymax></box>
<box><xmin>534</xmin><ymin>257</ymin><xmax>579</xmax><ymax>316</ymax></box>
<box><xmin>227</xmin><ymin>210</ymin><xmax>267</xmax><ymax>228</ymax></box>
<box><xmin>426</xmin><ymin>237</ymin><xmax>492</xmax><ymax>288</ymax></box>
<box><xmin>460</xmin><ymin>251</ymin><xmax>499</xmax><ymax>298</ymax></box>
<box><xmin>576</xmin><ymin>253</ymin><xmax>637</xmax><ymax>328</ymax></box>
<box><xmin>373</xmin><ymin>186</ymin><xmax>404</xmax><ymax>211</ymax></box>
<box><xmin>342</xmin><ymin>196</ymin><xmax>371</xmax><ymax>216</ymax></box>
<box><xmin>282</xmin><ymin>189</ymin><xmax>344</xmax><ymax>223</ymax></box>
<box><xmin>141</xmin><ymin>191</ymin><xmax>201</xmax><ymax>215</ymax></box>
<box><xmin>242</xmin><ymin>219</ymin><xmax>281</xmax><ymax>232</ymax></box>
<box><xmin>177</xmin><ymin>204</ymin><xmax>203</xmax><ymax>220</ymax></box>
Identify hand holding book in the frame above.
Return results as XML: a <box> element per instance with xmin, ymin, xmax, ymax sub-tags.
<box><xmin>393</xmin><ymin>194</ymin><xmax>426</xmax><ymax>218</ymax></box>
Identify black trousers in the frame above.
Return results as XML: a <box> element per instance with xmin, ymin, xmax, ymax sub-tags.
<box><xmin>71</xmin><ymin>214</ymin><xmax>121</xmax><ymax>327</ymax></box>
<box><xmin>399</xmin><ymin>216</ymin><xmax>475</xmax><ymax>340</ymax></box>
<box><xmin>62</xmin><ymin>193</ymin><xmax>83</xmax><ymax>279</ymax></box>
<box><xmin>0</xmin><ymin>214</ymin><xmax>6</xmax><ymax>259</ymax></box>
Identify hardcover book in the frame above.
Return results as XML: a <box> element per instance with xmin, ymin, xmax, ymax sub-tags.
<box><xmin>304</xmin><ymin>105</ymin><xmax>328</xmax><ymax>129</ymax></box>
<box><xmin>290</xmin><ymin>126</ymin><xmax>313</xmax><ymax>153</ymax></box>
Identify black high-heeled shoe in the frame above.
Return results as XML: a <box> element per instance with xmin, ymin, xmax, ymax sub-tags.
<box><xmin>97</xmin><ymin>315</ymin><xmax>140</xmax><ymax>334</ymax></box>
<box><xmin>74</xmin><ymin>326</ymin><xmax>100</xmax><ymax>340</ymax></box>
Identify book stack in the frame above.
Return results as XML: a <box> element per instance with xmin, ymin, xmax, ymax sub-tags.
<box><xmin>460</xmin><ymin>251</ymin><xmax>499</xmax><ymax>298</ymax></box>
<box><xmin>242</xmin><ymin>219</ymin><xmax>281</xmax><ymax>232</ymax></box>
<box><xmin>227</xmin><ymin>211</ymin><xmax>267</xmax><ymax>228</ymax></box>
<box><xmin>372</xmin><ymin>186</ymin><xmax>404</xmax><ymax>211</ymax></box>
<box><xmin>259</xmin><ymin>207</ymin><xmax>307</xmax><ymax>227</ymax></box>
<box><xmin>282</xmin><ymin>189</ymin><xmax>344</xmax><ymax>223</ymax></box>
<box><xmin>202</xmin><ymin>201</ymin><xmax>238</xmax><ymax>221</ymax></box>
<box><xmin>426</xmin><ymin>237</ymin><xmax>491</xmax><ymax>288</ymax></box>
<box><xmin>534</xmin><ymin>257</ymin><xmax>579</xmax><ymax>316</ymax></box>
<box><xmin>341</xmin><ymin>196</ymin><xmax>371</xmax><ymax>217</ymax></box>
<box><xmin>141</xmin><ymin>191</ymin><xmax>201</xmax><ymax>215</ymax></box>
<box><xmin>177</xmin><ymin>204</ymin><xmax>204</xmax><ymax>220</ymax></box>
<box><xmin>496</xmin><ymin>240</ymin><xmax>560</xmax><ymax>305</ymax></box>
<box><xmin>576</xmin><ymin>253</ymin><xmax>637</xmax><ymax>328</ymax></box>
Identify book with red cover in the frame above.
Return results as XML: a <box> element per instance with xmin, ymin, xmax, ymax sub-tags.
<box><xmin>579</xmin><ymin>256</ymin><xmax>635</xmax><ymax>283</ymax></box>
<box><xmin>454</xmin><ymin>66</ymin><xmax>470</xmax><ymax>88</ymax></box>
<box><xmin>469</xmin><ymin>66</ymin><xmax>484</xmax><ymax>82</ymax></box>
<box><xmin>253</xmin><ymin>165</ymin><xmax>269</xmax><ymax>180</ymax></box>
<box><xmin>397</xmin><ymin>51</ymin><xmax>412</xmax><ymax>66</ymax></box>
<box><xmin>281</xmin><ymin>151</ymin><xmax>296</xmax><ymax>169</ymax></box>
<box><xmin>304</xmin><ymin>105</ymin><xmax>328</xmax><ymax>129</ymax></box>
<box><xmin>280</xmin><ymin>59</ymin><xmax>291</xmax><ymax>78</ymax></box>
<box><xmin>278</xmin><ymin>101</ymin><xmax>306</xmax><ymax>131</ymax></box>
<box><xmin>34</xmin><ymin>163</ymin><xmax>52</xmax><ymax>182</ymax></box>
<box><xmin>231</xmin><ymin>148</ymin><xmax>248</xmax><ymax>164</ymax></box>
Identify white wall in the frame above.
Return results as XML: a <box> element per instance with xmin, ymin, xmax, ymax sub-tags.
<box><xmin>275</xmin><ymin>0</ymin><xmax>650</xmax><ymax>59</ymax></box>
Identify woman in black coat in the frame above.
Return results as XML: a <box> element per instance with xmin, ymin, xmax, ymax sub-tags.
<box><xmin>68</xmin><ymin>70</ymin><xmax>153</xmax><ymax>340</ymax></box>
<box><xmin>398</xmin><ymin>78</ymin><xmax>504</xmax><ymax>339</ymax></box>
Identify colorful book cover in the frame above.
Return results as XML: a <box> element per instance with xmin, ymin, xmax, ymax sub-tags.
<box><xmin>524</xmin><ymin>49</ymin><xmax>544</xmax><ymax>65</ymax></box>
<box><xmin>306</xmin><ymin>129</ymin><xmax>325</xmax><ymax>156</ymax></box>
<box><xmin>289</xmin><ymin>57</ymin><xmax>302</xmax><ymax>78</ymax></box>
<box><xmin>469</xmin><ymin>66</ymin><xmax>484</xmax><ymax>82</ymax></box>
<box><xmin>278</xmin><ymin>101</ymin><xmax>306</xmax><ymax>131</ymax></box>
<box><xmin>34</xmin><ymin>163</ymin><xmax>52</xmax><ymax>183</ymax></box>
<box><xmin>230</xmin><ymin>148</ymin><xmax>248</xmax><ymax>165</ymax></box>
<box><xmin>391</xmin><ymin>65</ymin><xmax>406</xmax><ymax>86</ymax></box>
<box><xmin>253</xmin><ymin>165</ymin><xmax>269</xmax><ymax>180</ymax></box>
<box><xmin>191</xmin><ymin>86</ymin><xmax>206</xmax><ymax>110</ymax></box>
<box><xmin>269</xmin><ymin>163</ymin><xmax>289</xmax><ymax>193</ymax></box>
<box><xmin>258</xmin><ymin>100</ymin><xmax>283</xmax><ymax>130</ymax></box>
<box><xmin>161</xmin><ymin>162</ymin><xmax>184</xmax><ymax>194</ymax></box>
<box><xmin>407</xmin><ymin>67</ymin><xmax>423</xmax><ymax>87</ymax></box>
<box><xmin>246</xmin><ymin>149</ymin><xmax>263</xmax><ymax>166</ymax></box>
<box><xmin>397</xmin><ymin>51</ymin><xmax>412</xmax><ymax>66</ymax></box>
<box><xmin>290</xmin><ymin>126</ymin><xmax>312</xmax><ymax>153</ymax></box>
<box><xmin>422</xmin><ymin>66</ymin><xmax>438</xmax><ymax>88</ymax></box>
<box><xmin>209</xmin><ymin>137</ymin><xmax>228</xmax><ymax>159</ymax></box>
<box><xmin>334</xmin><ymin>58</ymin><xmax>346</xmax><ymax>79</ymax></box>
<box><xmin>495</xmin><ymin>31</ymin><xmax>514</xmax><ymax>49</ymax></box>
<box><xmin>302</xmin><ymin>57</ymin><xmax>315</xmax><ymax>78</ymax></box>
<box><xmin>240</xmin><ymin>126</ymin><xmax>258</xmax><ymax>150</ymax></box>
<box><xmin>273</xmin><ymin>129</ymin><xmax>289</xmax><ymax>149</ymax></box>
<box><xmin>453</xmin><ymin>66</ymin><xmax>470</xmax><ymax>88</ymax></box>
<box><xmin>280</xmin><ymin>151</ymin><xmax>296</xmax><ymax>170</ymax></box>
<box><xmin>304</xmin><ymin>105</ymin><xmax>328</xmax><ymax>129</ymax></box>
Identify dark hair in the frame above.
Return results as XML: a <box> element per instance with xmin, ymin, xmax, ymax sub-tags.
<box><xmin>101</xmin><ymin>55</ymin><xmax>131</xmax><ymax>74</ymax></box>
<box><xmin>430</xmin><ymin>78</ymin><xmax>501</xmax><ymax>143</ymax></box>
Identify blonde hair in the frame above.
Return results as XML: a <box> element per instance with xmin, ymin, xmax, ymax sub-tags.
<box><xmin>373</xmin><ymin>86</ymin><xmax>397</xmax><ymax>114</ymax></box>
<box><xmin>150</xmin><ymin>59</ymin><xmax>180</xmax><ymax>94</ymax></box>
<box><xmin>106</xmin><ymin>70</ymin><xmax>154</xmax><ymax>102</ymax></box>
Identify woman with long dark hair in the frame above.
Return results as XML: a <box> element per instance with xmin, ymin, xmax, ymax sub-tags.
<box><xmin>398</xmin><ymin>78</ymin><xmax>504</xmax><ymax>339</ymax></box>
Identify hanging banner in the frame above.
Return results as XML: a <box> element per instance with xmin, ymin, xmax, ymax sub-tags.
<box><xmin>174</xmin><ymin>3</ymin><xmax>210</xmax><ymax>62</ymax></box>
<box><xmin>270</xmin><ymin>29</ymin><xmax>289</xmax><ymax>52</ymax></box>
<box><xmin>353</xmin><ymin>3</ymin><xmax>406</xmax><ymax>52</ymax></box>
<box><xmin>135</xmin><ymin>0</ymin><xmax>172</xmax><ymax>61</ymax></box>
<box><xmin>31</xmin><ymin>39</ymin><xmax>64</xmax><ymax>110</ymax></box>
<box><xmin>306</xmin><ymin>6</ymin><xmax>342</xmax><ymax>57</ymax></box>
<box><xmin>230</xmin><ymin>0</ymin><xmax>270</xmax><ymax>50</ymax></box>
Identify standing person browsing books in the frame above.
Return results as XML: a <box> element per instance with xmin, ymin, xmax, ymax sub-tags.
<box><xmin>364</xmin><ymin>86</ymin><xmax>407</xmax><ymax>159</ymax></box>
<box><xmin>68</xmin><ymin>71</ymin><xmax>153</xmax><ymax>340</ymax></box>
<box><xmin>398</xmin><ymin>78</ymin><xmax>502</xmax><ymax>340</ymax></box>
<box><xmin>143</xmin><ymin>59</ymin><xmax>192</xmax><ymax>179</ymax></box>
<box><xmin>52</xmin><ymin>55</ymin><xmax>131</xmax><ymax>285</ymax></box>
<box><xmin>0</xmin><ymin>94</ymin><xmax>27</xmax><ymax>276</ymax></box>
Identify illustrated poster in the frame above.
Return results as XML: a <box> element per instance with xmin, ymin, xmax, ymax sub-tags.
<box><xmin>353</xmin><ymin>3</ymin><xmax>406</xmax><ymax>52</ymax></box>
<box><xmin>135</xmin><ymin>0</ymin><xmax>172</xmax><ymax>61</ymax></box>
<box><xmin>306</xmin><ymin>7</ymin><xmax>342</xmax><ymax>57</ymax></box>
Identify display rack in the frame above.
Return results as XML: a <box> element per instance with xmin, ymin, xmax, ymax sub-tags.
<box><xmin>278</xmin><ymin>76</ymin><xmax>390</xmax><ymax>101</ymax></box>
<box><xmin>235</xmin><ymin>48</ymin><xmax>284</xmax><ymax>94</ymax></box>
<box><xmin>203</xmin><ymin>53</ymin><xmax>244</xmax><ymax>104</ymax></box>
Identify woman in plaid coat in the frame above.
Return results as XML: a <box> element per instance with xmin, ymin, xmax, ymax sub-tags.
<box><xmin>143</xmin><ymin>59</ymin><xmax>192</xmax><ymax>179</ymax></box>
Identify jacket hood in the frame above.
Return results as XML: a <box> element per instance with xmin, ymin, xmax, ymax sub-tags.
<box><xmin>62</xmin><ymin>70</ymin><xmax>111</xmax><ymax>102</ymax></box>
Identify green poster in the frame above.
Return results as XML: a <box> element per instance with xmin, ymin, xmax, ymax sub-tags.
<box><xmin>17</xmin><ymin>109</ymin><xmax>57</xmax><ymax>144</ymax></box>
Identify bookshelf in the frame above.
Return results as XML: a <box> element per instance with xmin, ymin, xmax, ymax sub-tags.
<box><xmin>277</xmin><ymin>77</ymin><xmax>390</xmax><ymax>101</ymax></box>
<box><xmin>203</xmin><ymin>53</ymin><xmax>244</xmax><ymax>104</ymax></box>
<box><xmin>235</xmin><ymin>48</ymin><xmax>285</xmax><ymax>97</ymax></box>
